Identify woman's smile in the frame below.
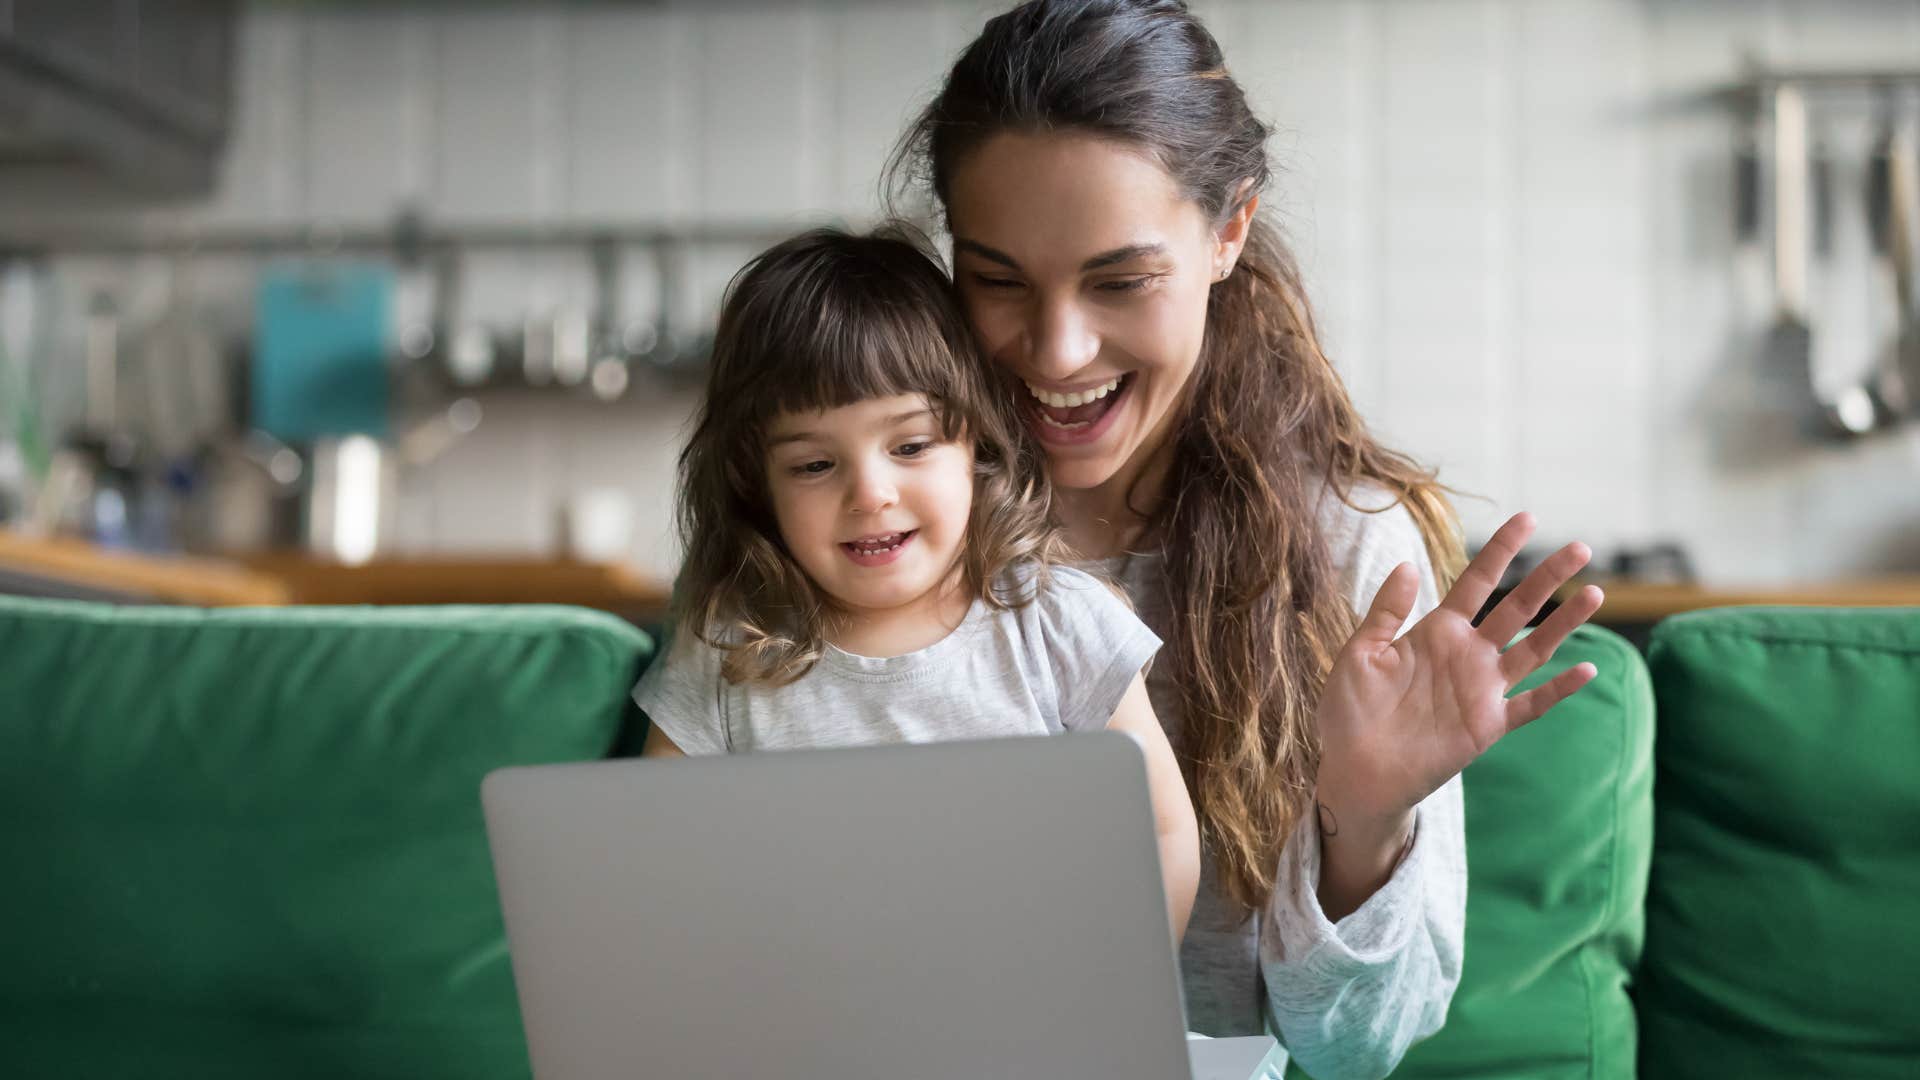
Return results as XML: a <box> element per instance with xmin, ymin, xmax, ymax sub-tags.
<box><xmin>1025</xmin><ymin>372</ymin><xmax>1135</xmax><ymax>446</ymax></box>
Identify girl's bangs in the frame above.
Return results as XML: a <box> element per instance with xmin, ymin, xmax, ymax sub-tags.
<box><xmin>751</xmin><ymin>288</ymin><xmax>971</xmax><ymax>439</ymax></box>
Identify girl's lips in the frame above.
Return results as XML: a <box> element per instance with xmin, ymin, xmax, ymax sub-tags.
<box><xmin>1030</xmin><ymin>372</ymin><xmax>1131</xmax><ymax>447</ymax></box>
<box><xmin>840</xmin><ymin>529</ymin><xmax>917</xmax><ymax>567</ymax></box>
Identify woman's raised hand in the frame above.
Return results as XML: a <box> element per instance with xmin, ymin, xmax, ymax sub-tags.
<box><xmin>1314</xmin><ymin>513</ymin><xmax>1606</xmax><ymax>826</ymax></box>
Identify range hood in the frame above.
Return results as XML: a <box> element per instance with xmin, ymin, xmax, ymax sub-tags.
<box><xmin>0</xmin><ymin>1</ymin><xmax>236</xmax><ymax>197</ymax></box>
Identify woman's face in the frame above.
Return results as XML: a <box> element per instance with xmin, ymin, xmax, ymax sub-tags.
<box><xmin>947</xmin><ymin>132</ymin><xmax>1251</xmax><ymax>494</ymax></box>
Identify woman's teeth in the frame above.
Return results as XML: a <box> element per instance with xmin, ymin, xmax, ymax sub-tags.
<box><xmin>1024</xmin><ymin>376</ymin><xmax>1121</xmax><ymax>408</ymax></box>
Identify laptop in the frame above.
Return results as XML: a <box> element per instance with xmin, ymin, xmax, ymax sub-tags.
<box><xmin>482</xmin><ymin>732</ymin><xmax>1276</xmax><ymax>1079</ymax></box>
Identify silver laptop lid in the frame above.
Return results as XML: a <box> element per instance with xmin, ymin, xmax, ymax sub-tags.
<box><xmin>483</xmin><ymin>732</ymin><xmax>1193</xmax><ymax>1080</ymax></box>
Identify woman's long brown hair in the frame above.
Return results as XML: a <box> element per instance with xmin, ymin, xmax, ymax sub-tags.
<box><xmin>890</xmin><ymin>0</ymin><xmax>1464</xmax><ymax>914</ymax></box>
<box><xmin>676</xmin><ymin>224</ymin><xmax>1066</xmax><ymax>686</ymax></box>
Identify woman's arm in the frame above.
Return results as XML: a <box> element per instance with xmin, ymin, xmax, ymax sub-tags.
<box><xmin>1265</xmin><ymin>504</ymin><xmax>1600</xmax><ymax>1079</ymax></box>
<box><xmin>1106</xmin><ymin>673</ymin><xmax>1200</xmax><ymax>943</ymax></box>
<box><xmin>1261</xmin><ymin>775</ymin><xmax>1465</xmax><ymax>1080</ymax></box>
<box><xmin>1257</xmin><ymin>495</ymin><xmax>1462</xmax><ymax>1079</ymax></box>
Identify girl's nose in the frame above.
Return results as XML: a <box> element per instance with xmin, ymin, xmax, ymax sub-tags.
<box><xmin>845</xmin><ymin>464</ymin><xmax>898</xmax><ymax>516</ymax></box>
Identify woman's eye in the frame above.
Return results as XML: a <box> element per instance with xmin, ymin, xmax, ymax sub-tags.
<box><xmin>1096</xmin><ymin>276</ymin><xmax>1152</xmax><ymax>294</ymax></box>
<box><xmin>972</xmin><ymin>274</ymin><xmax>1023</xmax><ymax>290</ymax></box>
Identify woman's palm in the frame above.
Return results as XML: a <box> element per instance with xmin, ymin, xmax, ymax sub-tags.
<box><xmin>1318</xmin><ymin>513</ymin><xmax>1604</xmax><ymax>820</ymax></box>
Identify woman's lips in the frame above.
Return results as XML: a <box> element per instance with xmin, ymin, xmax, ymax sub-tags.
<box><xmin>1030</xmin><ymin>373</ymin><xmax>1131</xmax><ymax>447</ymax></box>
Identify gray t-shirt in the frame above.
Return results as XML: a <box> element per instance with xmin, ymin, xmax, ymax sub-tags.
<box><xmin>633</xmin><ymin>566</ymin><xmax>1161</xmax><ymax>754</ymax></box>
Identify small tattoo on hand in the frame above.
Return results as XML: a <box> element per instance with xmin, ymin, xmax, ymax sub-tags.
<box><xmin>1316</xmin><ymin>802</ymin><xmax>1338</xmax><ymax>838</ymax></box>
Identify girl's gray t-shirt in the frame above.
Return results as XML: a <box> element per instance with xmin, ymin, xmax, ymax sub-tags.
<box><xmin>633</xmin><ymin>566</ymin><xmax>1161</xmax><ymax>754</ymax></box>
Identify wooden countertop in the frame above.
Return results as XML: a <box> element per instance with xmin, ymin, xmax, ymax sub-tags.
<box><xmin>0</xmin><ymin>529</ymin><xmax>292</xmax><ymax>606</ymax></box>
<box><xmin>0</xmin><ymin>529</ymin><xmax>670</xmax><ymax>616</ymax></box>
<box><xmin>8</xmin><ymin>527</ymin><xmax>1910</xmax><ymax>625</ymax></box>
<box><xmin>1571</xmin><ymin>575</ymin><xmax>1920</xmax><ymax>624</ymax></box>
<box><xmin>239</xmin><ymin>551</ymin><xmax>671</xmax><ymax>615</ymax></box>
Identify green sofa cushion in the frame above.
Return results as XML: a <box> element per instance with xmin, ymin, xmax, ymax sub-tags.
<box><xmin>1387</xmin><ymin>624</ymin><xmax>1655</xmax><ymax>1080</ymax></box>
<box><xmin>1637</xmin><ymin>607</ymin><xmax>1920</xmax><ymax>1079</ymax></box>
<box><xmin>0</xmin><ymin>597</ymin><xmax>653</xmax><ymax>1080</ymax></box>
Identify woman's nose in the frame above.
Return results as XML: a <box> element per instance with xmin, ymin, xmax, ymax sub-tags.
<box><xmin>1023</xmin><ymin>295</ymin><xmax>1100</xmax><ymax>381</ymax></box>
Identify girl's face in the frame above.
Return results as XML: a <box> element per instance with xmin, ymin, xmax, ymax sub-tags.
<box><xmin>764</xmin><ymin>393</ymin><xmax>975</xmax><ymax>621</ymax></box>
<box><xmin>947</xmin><ymin>132</ymin><xmax>1251</xmax><ymax>494</ymax></box>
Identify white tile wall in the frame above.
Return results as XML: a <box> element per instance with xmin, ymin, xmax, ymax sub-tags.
<box><xmin>5</xmin><ymin>0</ymin><xmax>1920</xmax><ymax>582</ymax></box>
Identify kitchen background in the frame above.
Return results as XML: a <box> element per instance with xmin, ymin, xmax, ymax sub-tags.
<box><xmin>2</xmin><ymin>0</ymin><xmax>1918</xmax><ymax>595</ymax></box>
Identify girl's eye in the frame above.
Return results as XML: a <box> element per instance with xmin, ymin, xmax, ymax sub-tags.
<box><xmin>895</xmin><ymin>440</ymin><xmax>934</xmax><ymax>458</ymax></box>
<box><xmin>791</xmin><ymin>460</ymin><xmax>832</xmax><ymax>476</ymax></box>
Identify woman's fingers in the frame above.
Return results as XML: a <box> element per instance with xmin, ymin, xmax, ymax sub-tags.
<box><xmin>1478</xmin><ymin>540</ymin><xmax>1593</xmax><ymax>649</ymax></box>
<box><xmin>1352</xmin><ymin>562</ymin><xmax>1422</xmax><ymax>649</ymax></box>
<box><xmin>1440</xmin><ymin>512</ymin><xmax>1536</xmax><ymax>622</ymax></box>
<box><xmin>1503</xmin><ymin>661</ymin><xmax>1597</xmax><ymax>734</ymax></box>
<box><xmin>1498</xmin><ymin>583</ymin><xmax>1604</xmax><ymax>684</ymax></box>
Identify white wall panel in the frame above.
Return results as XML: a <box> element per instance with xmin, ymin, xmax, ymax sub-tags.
<box><xmin>694</xmin><ymin>11</ymin><xmax>829</xmax><ymax>221</ymax></box>
<box><xmin>302</xmin><ymin>12</ymin><xmax>429</xmax><ymax>223</ymax></box>
<box><xmin>14</xmin><ymin>0</ymin><xmax>1920</xmax><ymax>582</ymax></box>
<box><xmin>565</xmin><ymin>10</ymin><xmax>696</xmax><ymax>221</ymax></box>
<box><xmin>431</xmin><ymin>11</ymin><xmax>561</xmax><ymax>222</ymax></box>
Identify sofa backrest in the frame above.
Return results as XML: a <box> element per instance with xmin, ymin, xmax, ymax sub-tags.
<box><xmin>1636</xmin><ymin>606</ymin><xmax>1920</xmax><ymax>1079</ymax></box>
<box><xmin>0</xmin><ymin>597</ymin><xmax>653</xmax><ymax>1080</ymax></box>
<box><xmin>1388</xmin><ymin>623</ymin><xmax>1656</xmax><ymax>1079</ymax></box>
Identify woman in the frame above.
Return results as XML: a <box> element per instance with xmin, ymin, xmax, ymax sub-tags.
<box><xmin>888</xmin><ymin>1</ymin><xmax>1604</xmax><ymax>1075</ymax></box>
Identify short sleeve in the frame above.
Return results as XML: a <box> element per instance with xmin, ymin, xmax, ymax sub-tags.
<box><xmin>1036</xmin><ymin>567</ymin><xmax>1163</xmax><ymax>733</ymax></box>
<box><xmin>630</xmin><ymin>628</ymin><xmax>731</xmax><ymax>755</ymax></box>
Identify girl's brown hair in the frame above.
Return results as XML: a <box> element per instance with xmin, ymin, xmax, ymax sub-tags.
<box><xmin>676</xmin><ymin>224</ymin><xmax>1064</xmax><ymax>686</ymax></box>
<box><xmin>889</xmin><ymin>0</ymin><xmax>1465</xmax><ymax>914</ymax></box>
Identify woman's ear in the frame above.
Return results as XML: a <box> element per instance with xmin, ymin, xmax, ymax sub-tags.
<box><xmin>1213</xmin><ymin>180</ymin><xmax>1259</xmax><ymax>280</ymax></box>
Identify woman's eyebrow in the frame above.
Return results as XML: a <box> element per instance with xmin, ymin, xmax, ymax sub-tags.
<box><xmin>1080</xmin><ymin>243</ymin><xmax>1164</xmax><ymax>270</ymax></box>
<box><xmin>953</xmin><ymin>238</ymin><xmax>1166</xmax><ymax>271</ymax></box>
<box><xmin>954</xmin><ymin>239</ymin><xmax>1021</xmax><ymax>269</ymax></box>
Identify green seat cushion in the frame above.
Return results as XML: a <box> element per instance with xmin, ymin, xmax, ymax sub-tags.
<box><xmin>0</xmin><ymin>598</ymin><xmax>652</xmax><ymax>1080</ymax></box>
<box><xmin>1637</xmin><ymin>607</ymin><xmax>1920</xmax><ymax>1079</ymax></box>
<box><xmin>1387</xmin><ymin>624</ymin><xmax>1654</xmax><ymax>1080</ymax></box>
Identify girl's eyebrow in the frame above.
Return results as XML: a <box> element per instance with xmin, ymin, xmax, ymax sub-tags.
<box><xmin>765</xmin><ymin>430</ymin><xmax>820</xmax><ymax>449</ymax></box>
<box><xmin>954</xmin><ymin>238</ymin><xmax>1165</xmax><ymax>272</ymax></box>
<box><xmin>767</xmin><ymin>409</ymin><xmax>932</xmax><ymax>448</ymax></box>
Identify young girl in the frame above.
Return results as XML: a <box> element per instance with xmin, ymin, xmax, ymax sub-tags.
<box><xmin>633</xmin><ymin>225</ymin><xmax>1200</xmax><ymax>939</ymax></box>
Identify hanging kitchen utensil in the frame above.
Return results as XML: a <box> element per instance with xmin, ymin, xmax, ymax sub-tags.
<box><xmin>31</xmin><ymin>291</ymin><xmax>143</xmax><ymax>543</ymax></box>
<box><xmin>1879</xmin><ymin>103</ymin><xmax>1920</xmax><ymax>420</ymax></box>
<box><xmin>130</xmin><ymin>255</ymin><xmax>231</xmax><ymax>461</ymax></box>
<box><xmin>1761</xmin><ymin>85</ymin><xmax>1827</xmax><ymax>432</ymax></box>
<box><xmin>252</xmin><ymin>261</ymin><xmax>394</xmax><ymax>442</ymax></box>
<box><xmin>1766</xmin><ymin>83</ymin><xmax>1881</xmax><ymax>439</ymax></box>
<box><xmin>1807</xmin><ymin>126</ymin><xmax>1883</xmax><ymax>438</ymax></box>
<box><xmin>586</xmin><ymin>234</ymin><xmax>633</xmax><ymax>401</ymax></box>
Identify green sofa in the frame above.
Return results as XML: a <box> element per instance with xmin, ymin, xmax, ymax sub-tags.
<box><xmin>2</xmin><ymin>595</ymin><xmax>1915</xmax><ymax>1078</ymax></box>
